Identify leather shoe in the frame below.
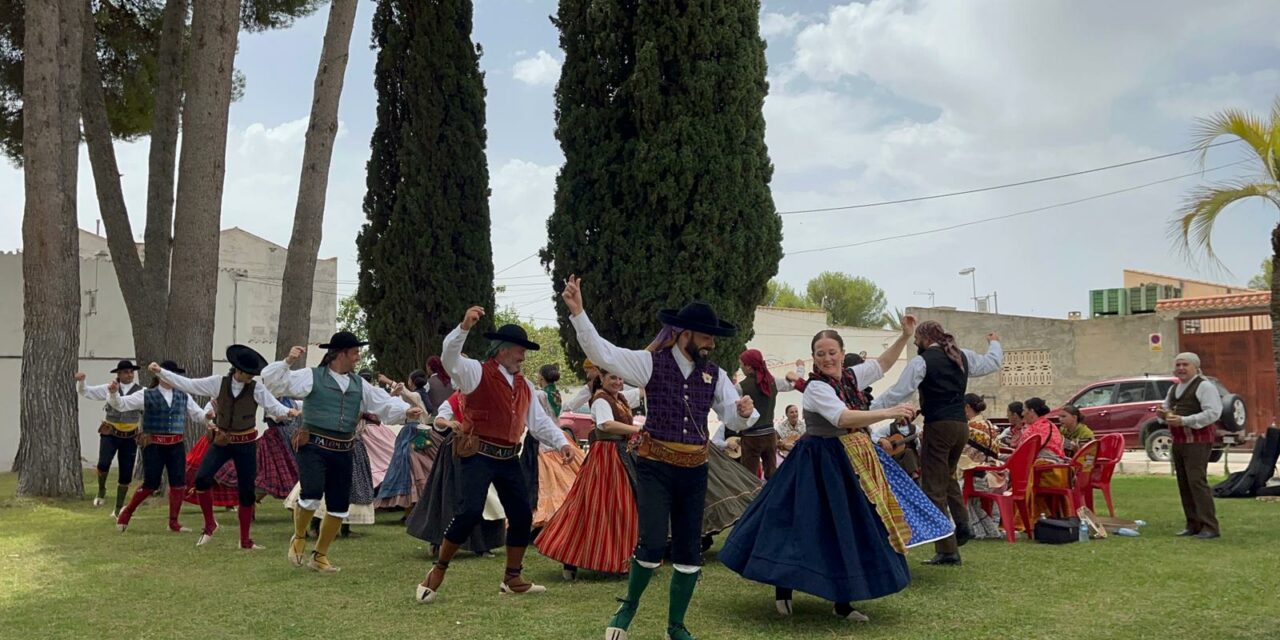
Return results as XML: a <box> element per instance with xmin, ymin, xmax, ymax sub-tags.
<box><xmin>954</xmin><ymin>525</ymin><xmax>973</xmax><ymax>547</ymax></box>
<box><xmin>1194</xmin><ymin>531</ymin><xmax>1220</xmax><ymax>540</ymax></box>
<box><xmin>922</xmin><ymin>553</ymin><xmax>962</xmax><ymax>566</ymax></box>
<box><xmin>1174</xmin><ymin>529</ymin><xmax>1197</xmax><ymax>537</ymax></box>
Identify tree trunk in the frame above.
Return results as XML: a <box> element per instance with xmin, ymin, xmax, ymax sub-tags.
<box><xmin>16</xmin><ymin>0</ymin><xmax>85</xmax><ymax>497</ymax></box>
<box><xmin>275</xmin><ymin>0</ymin><xmax>358</xmax><ymax>364</ymax></box>
<box><xmin>141</xmin><ymin>0</ymin><xmax>188</xmax><ymax>357</ymax></box>
<box><xmin>166</xmin><ymin>0</ymin><xmax>241</xmax><ymax>443</ymax></box>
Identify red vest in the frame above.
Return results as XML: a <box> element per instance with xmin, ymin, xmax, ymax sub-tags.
<box><xmin>461</xmin><ymin>359</ymin><xmax>531</xmax><ymax>446</ymax></box>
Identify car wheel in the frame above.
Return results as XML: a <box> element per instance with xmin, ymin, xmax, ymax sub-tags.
<box><xmin>1145</xmin><ymin>428</ymin><xmax>1173</xmax><ymax>462</ymax></box>
<box><xmin>1219</xmin><ymin>394</ymin><xmax>1246</xmax><ymax>432</ymax></box>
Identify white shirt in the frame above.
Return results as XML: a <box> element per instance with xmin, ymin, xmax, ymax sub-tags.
<box><xmin>870</xmin><ymin>343</ymin><xmax>1004</xmax><ymax>410</ymax></box>
<box><xmin>79</xmin><ymin>380</ymin><xmax>140</xmax><ymax>402</ymax></box>
<box><xmin>565</xmin><ymin>385</ymin><xmax>641</xmax><ymax>413</ymax></box>
<box><xmin>1161</xmin><ymin>375</ymin><xmax>1224</xmax><ymax>429</ymax></box>
<box><xmin>155</xmin><ymin>370</ymin><xmax>292</xmax><ymax>421</ymax></box>
<box><xmin>805</xmin><ymin>361</ymin><xmax>888</xmax><ymax>426</ymax></box>
<box><xmin>774</xmin><ymin>416</ymin><xmax>805</xmax><ymax>440</ymax></box>
<box><xmin>569</xmin><ymin>311</ymin><xmax>759</xmax><ymax>434</ymax></box>
<box><xmin>108</xmin><ymin>385</ymin><xmax>208</xmax><ymax>423</ymax></box>
<box><xmin>870</xmin><ymin>420</ymin><xmax>917</xmax><ymax>443</ymax></box>
<box><xmin>441</xmin><ymin>326</ymin><xmax>569</xmax><ymax>451</ymax></box>
<box><xmin>260</xmin><ymin>361</ymin><xmax>410</xmax><ymax>426</ymax></box>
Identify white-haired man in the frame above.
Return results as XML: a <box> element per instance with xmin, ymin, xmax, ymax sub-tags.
<box><xmin>1160</xmin><ymin>352</ymin><xmax>1222</xmax><ymax>540</ymax></box>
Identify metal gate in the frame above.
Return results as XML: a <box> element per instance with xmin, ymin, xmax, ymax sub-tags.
<box><xmin>1178</xmin><ymin>313</ymin><xmax>1275</xmax><ymax>434</ymax></box>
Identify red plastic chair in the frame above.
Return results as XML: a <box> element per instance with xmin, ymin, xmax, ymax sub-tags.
<box><xmin>963</xmin><ymin>434</ymin><xmax>1042</xmax><ymax>543</ymax></box>
<box><xmin>1033</xmin><ymin>439</ymin><xmax>1103</xmax><ymax>519</ymax></box>
<box><xmin>1084</xmin><ymin>434</ymin><xmax>1124</xmax><ymax>517</ymax></box>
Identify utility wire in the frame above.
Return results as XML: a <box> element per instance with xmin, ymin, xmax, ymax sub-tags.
<box><xmin>777</xmin><ymin>140</ymin><xmax>1238</xmax><ymax>216</ymax></box>
<box><xmin>785</xmin><ymin>160</ymin><xmax>1249</xmax><ymax>257</ymax></box>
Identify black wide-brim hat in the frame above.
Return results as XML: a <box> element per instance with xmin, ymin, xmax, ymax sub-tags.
<box><xmin>226</xmin><ymin>344</ymin><xmax>269</xmax><ymax>376</ymax></box>
<box><xmin>159</xmin><ymin>360</ymin><xmax>185</xmax><ymax>375</ymax></box>
<box><xmin>658</xmin><ymin>301</ymin><xmax>737</xmax><ymax>337</ymax></box>
<box><xmin>320</xmin><ymin>331</ymin><xmax>369</xmax><ymax>351</ymax></box>
<box><xmin>483</xmin><ymin>324</ymin><xmax>540</xmax><ymax>351</ymax></box>
<box><xmin>109</xmin><ymin>359</ymin><xmax>140</xmax><ymax>373</ymax></box>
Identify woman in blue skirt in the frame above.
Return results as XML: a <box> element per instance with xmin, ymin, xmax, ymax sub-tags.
<box><xmin>721</xmin><ymin>320</ymin><xmax>952</xmax><ymax>623</ymax></box>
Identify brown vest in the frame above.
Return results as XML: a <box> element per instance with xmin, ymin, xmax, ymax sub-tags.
<box><xmin>216</xmin><ymin>376</ymin><xmax>259</xmax><ymax>433</ymax></box>
<box><xmin>591</xmin><ymin>390</ymin><xmax>633</xmax><ymax>442</ymax></box>
<box><xmin>1170</xmin><ymin>377</ymin><xmax>1204</xmax><ymax>417</ymax></box>
<box><xmin>462</xmin><ymin>359</ymin><xmax>531</xmax><ymax>447</ymax></box>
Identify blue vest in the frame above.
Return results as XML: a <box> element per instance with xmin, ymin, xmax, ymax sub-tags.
<box><xmin>142</xmin><ymin>388</ymin><xmax>189</xmax><ymax>434</ymax></box>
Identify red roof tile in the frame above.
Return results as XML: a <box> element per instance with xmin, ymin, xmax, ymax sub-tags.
<box><xmin>1156</xmin><ymin>292</ymin><xmax>1270</xmax><ymax>311</ymax></box>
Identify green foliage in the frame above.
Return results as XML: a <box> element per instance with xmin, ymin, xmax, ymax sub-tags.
<box><xmin>0</xmin><ymin>0</ymin><xmax>321</xmax><ymax>163</ymax></box>
<box><xmin>762</xmin><ymin>279</ymin><xmax>817</xmax><ymax>309</ymax></box>
<box><xmin>356</xmin><ymin>0</ymin><xmax>494</xmax><ymax>380</ymax></box>
<box><xmin>493</xmin><ymin>306</ymin><xmax>580</xmax><ymax>387</ymax></box>
<box><xmin>1248</xmin><ymin>259</ymin><xmax>1272</xmax><ymax>291</ymax></box>
<box><xmin>543</xmin><ymin>0</ymin><xmax>781</xmax><ymax>375</ymax></box>
<box><xmin>805</xmin><ymin>271</ymin><xmax>887</xmax><ymax>328</ymax></box>
<box><xmin>336</xmin><ymin>293</ymin><xmax>377</xmax><ymax>372</ymax></box>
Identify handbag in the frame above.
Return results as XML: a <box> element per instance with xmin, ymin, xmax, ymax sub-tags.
<box><xmin>137</xmin><ymin>433</ymin><xmax>152</xmax><ymax>448</ymax></box>
<box><xmin>290</xmin><ymin>427</ymin><xmax>310</xmax><ymax>451</ymax></box>
<box><xmin>211</xmin><ymin>428</ymin><xmax>231</xmax><ymax>447</ymax></box>
<box><xmin>452</xmin><ymin>423</ymin><xmax>480</xmax><ymax>458</ymax></box>
<box><xmin>1034</xmin><ymin>517</ymin><xmax>1081</xmax><ymax>544</ymax></box>
<box><xmin>98</xmin><ymin>422</ymin><xmax>113</xmax><ymax>436</ymax></box>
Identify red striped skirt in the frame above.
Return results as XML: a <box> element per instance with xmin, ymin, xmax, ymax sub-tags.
<box><xmin>535</xmin><ymin>442</ymin><xmax>637</xmax><ymax>574</ymax></box>
<box><xmin>183</xmin><ymin>436</ymin><xmax>239</xmax><ymax>507</ymax></box>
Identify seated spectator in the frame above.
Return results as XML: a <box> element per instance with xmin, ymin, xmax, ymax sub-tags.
<box><xmin>998</xmin><ymin>401</ymin><xmax>1025</xmax><ymax>445</ymax></box>
<box><xmin>872</xmin><ymin>416</ymin><xmax>921</xmax><ymax>480</ymax></box>
<box><xmin>1059</xmin><ymin>404</ymin><xmax>1094</xmax><ymax>455</ymax></box>
<box><xmin>1016</xmin><ymin>397</ymin><xmax>1068</xmax><ymax>519</ymax></box>
<box><xmin>960</xmin><ymin>393</ymin><xmax>1003</xmax><ymax>539</ymax></box>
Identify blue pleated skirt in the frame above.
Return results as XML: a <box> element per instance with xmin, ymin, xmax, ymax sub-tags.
<box><xmin>376</xmin><ymin>423</ymin><xmax>416</xmax><ymax>500</ymax></box>
<box><xmin>720</xmin><ymin>436</ymin><xmax>911</xmax><ymax>603</ymax></box>
<box><xmin>874</xmin><ymin>447</ymin><xmax>955</xmax><ymax>548</ymax></box>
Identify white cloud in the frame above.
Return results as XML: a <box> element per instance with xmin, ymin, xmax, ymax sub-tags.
<box><xmin>512</xmin><ymin>50</ymin><xmax>562</xmax><ymax>86</ymax></box>
<box><xmin>1155</xmin><ymin>69</ymin><xmax>1280</xmax><ymax>122</ymax></box>
<box><xmin>760</xmin><ymin>12</ymin><xmax>804</xmax><ymax>40</ymax></box>
<box><xmin>488</xmin><ymin>158</ymin><xmax>561</xmax><ymax>319</ymax></box>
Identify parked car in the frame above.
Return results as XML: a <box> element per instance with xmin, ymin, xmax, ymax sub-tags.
<box><xmin>1046</xmin><ymin>375</ymin><xmax>1248</xmax><ymax>462</ymax></box>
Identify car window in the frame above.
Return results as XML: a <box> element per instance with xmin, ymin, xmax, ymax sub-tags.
<box><xmin>1072</xmin><ymin>385</ymin><xmax>1116</xmax><ymax>409</ymax></box>
<box><xmin>1115</xmin><ymin>382</ymin><xmax>1153</xmax><ymax>404</ymax></box>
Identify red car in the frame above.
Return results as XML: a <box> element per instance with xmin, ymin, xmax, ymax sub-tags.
<box><xmin>1047</xmin><ymin>375</ymin><xmax>1247</xmax><ymax>462</ymax></box>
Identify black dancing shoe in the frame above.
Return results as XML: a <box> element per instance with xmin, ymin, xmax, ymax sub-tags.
<box><xmin>922</xmin><ymin>553</ymin><xmax>963</xmax><ymax>566</ymax></box>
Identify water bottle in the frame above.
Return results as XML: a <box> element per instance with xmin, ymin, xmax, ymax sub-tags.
<box><xmin>1116</xmin><ymin>528</ymin><xmax>1139</xmax><ymax>537</ymax></box>
<box><xmin>1078</xmin><ymin>518</ymin><xmax>1088</xmax><ymax>543</ymax></box>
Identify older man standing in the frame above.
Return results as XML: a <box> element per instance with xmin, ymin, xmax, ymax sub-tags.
<box><xmin>1161</xmin><ymin>352</ymin><xmax>1223</xmax><ymax>540</ymax></box>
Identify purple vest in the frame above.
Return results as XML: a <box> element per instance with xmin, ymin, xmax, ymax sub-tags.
<box><xmin>644</xmin><ymin>348</ymin><xmax>719</xmax><ymax>445</ymax></box>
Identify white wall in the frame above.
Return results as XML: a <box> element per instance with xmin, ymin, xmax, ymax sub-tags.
<box><xmin>0</xmin><ymin>229</ymin><xmax>337</xmax><ymax>471</ymax></box>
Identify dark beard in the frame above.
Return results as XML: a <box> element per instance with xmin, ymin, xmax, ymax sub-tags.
<box><xmin>690</xmin><ymin>348</ymin><xmax>711</xmax><ymax>369</ymax></box>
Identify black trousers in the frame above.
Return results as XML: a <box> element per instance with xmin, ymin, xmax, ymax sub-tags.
<box><xmin>195</xmin><ymin>440</ymin><xmax>258</xmax><ymax>507</ymax></box>
<box><xmin>97</xmin><ymin>435</ymin><xmax>138</xmax><ymax>484</ymax></box>
<box><xmin>141</xmin><ymin>441</ymin><xmax>187</xmax><ymax>490</ymax></box>
<box><xmin>297</xmin><ymin>443</ymin><xmax>354</xmax><ymax>515</ymax></box>
<box><xmin>634</xmin><ymin>457</ymin><xmax>708</xmax><ymax>567</ymax></box>
<box><xmin>445</xmin><ymin>454</ymin><xmax>533</xmax><ymax>548</ymax></box>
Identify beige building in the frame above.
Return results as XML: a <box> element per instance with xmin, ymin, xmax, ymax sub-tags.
<box><xmin>1122</xmin><ymin>269</ymin><xmax>1258</xmax><ymax>298</ymax></box>
<box><xmin>0</xmin><ymin>228</ymin><xmax>337</xmax><ymax>471</ymax></box>
<box><xmin>906</xmin><ymin>307</ymin><xmax>1177</xmax><ymax>415</ymax></box>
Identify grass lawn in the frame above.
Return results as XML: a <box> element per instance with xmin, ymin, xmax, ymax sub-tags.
<box><xmin>0</xmin><ymin>471</ymin><xmax>1274</xmax><ymax>640</ymax></box>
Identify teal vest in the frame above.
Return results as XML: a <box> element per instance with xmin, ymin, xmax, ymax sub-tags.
<box><xmin>302</xmin><ymin>366</ymin><xmax>364</xmax><ymax>439</ymax></box>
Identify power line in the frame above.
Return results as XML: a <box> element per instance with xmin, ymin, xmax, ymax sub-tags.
<box><xmin>777</xmin><ymin>140</ymin><xmax>1239</xmax><ymax>216</ymax></box>
<box><xmin>495</xmin><ymin>251</ymin><xmax>539</xmax><ymax>275</ymax></box>
<box><xmin>785</xmin><ymin>159</ymin><xmax>1250</xmax><ymax>257</ymax></box>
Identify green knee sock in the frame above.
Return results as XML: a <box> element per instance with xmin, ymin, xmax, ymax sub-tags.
<box><xmin>609</xmin><ymin>558</ymin><xmax>655</xmax><ymax>630</ymax></box>
<box><xmin>114</xmin><ymin>484</ymin><xmax>129</xmax><ymax>512</ymax></box>
<box><xmin>667</xmin><ymin>569</ymin><xmax>699</xmax><ymax>636</ymax></box>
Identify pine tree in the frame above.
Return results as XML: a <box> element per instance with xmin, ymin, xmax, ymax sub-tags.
<box><xmin>544</xmin><ymin>0</ymin><xmax>780</xmax><ymax>371</ymax></box>
<box><xmin>357</xmin><ymin>0</ymin><xmax>494</xmax><ymax>378</ymax></box>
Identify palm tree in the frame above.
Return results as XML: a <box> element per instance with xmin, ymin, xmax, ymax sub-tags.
<box><xmin>1170</xmin><ymin>98</ymin><xmax>1280</xmax><ymax>413</ymax></box>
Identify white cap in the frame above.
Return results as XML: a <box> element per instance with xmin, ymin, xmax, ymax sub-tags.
<box><xmin>1174</xmin><ymin>352</ymin><xmax>1201</xmax><ymax>369</ymax></box>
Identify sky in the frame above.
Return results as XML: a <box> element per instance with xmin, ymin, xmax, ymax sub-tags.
<box><xmin>2</xmin><ymin>0</ymin><xmax>1279</xmax><ymax>325</ymax></box>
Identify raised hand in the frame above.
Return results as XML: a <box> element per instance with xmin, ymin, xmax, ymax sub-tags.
<box><xmin>286</xmin><ymin>346</ymin><xmax>306</xmax><ymax>364</ymax></box>
<box><xmin>562</xmin><ymin>275</ymin><xmax>584</xmax><ymax>316</ymax></box>
<box><xmin>987</xmin><ymin>331</ymin><xmax>1001</xmax><ymax>343</ymax></box>
<box><xmin>736</xmin><ymin>395</ymin><xmax>755</xmax><ymax>419</ymax></box>
<box><xmin>107</xmin><ymin>380</ymin><xmax>120</xmax><ymax>394</ymax></box>
<box><xmin>74</xmin><ymin>372</ymin><xmax>86</xmax><ymax>382</ymax></box>
<box><xmin>461</xmin><ymin>306</ymin><xmax>486</xmax><ymax>331</ymax></box>
<box><xmin>901</xmin><ymin>314</ymin><xmax>918</xmax><ymax>337</ymax></box>
<box><xmin>148</xmin><ymin>362</ymin><xmax>162</xmax><ymax>375</ymax></box>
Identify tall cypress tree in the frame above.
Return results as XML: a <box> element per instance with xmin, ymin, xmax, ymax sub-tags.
<box><xmin>544</xmin><ymin>0</ymin><xmax>780</xmax><ymax>370</ymax></box>
<box><xmin>357</xmin><ymin>0</ymin><xmax>494</xmax><ymax>377</ymax></box>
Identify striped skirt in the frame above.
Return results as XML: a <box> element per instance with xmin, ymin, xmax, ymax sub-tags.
<box><xmin>532</xmin><ymin>441</ymin><xmax>586</xmax><ymax>528</ymax></box>
<box><xmin>536</xmin><ymin>441</ymin><xmax>638</xmax><ymax>574</ymax></box>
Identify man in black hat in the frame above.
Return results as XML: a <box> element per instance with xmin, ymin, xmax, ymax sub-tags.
<box><xmin>414</xmin><ymin>306</ymin><xmax>574</xmax><ymax>604</ymax></box>
<box><xmin>152</xmin><ymin>345</ymin><xmax>298</xmax><ymax>550</ymax></box>
<box><xmin>110</xmin><ymin>360</ymin><xmax>210</xmax><ymax>534</ymax></box>
<box><xmin>561</xmin><ymin>276</ymin><xmax>757</xmax><ymax>640</ymax></box>
<box><xmin>262</xmin><ymin>331</ymin><xmax>420</xmax><ymax>573</ymax></box>
<box><xmin>76</xmin><ymin>359</ymin><xmax>144</xmax><ymax>516</ymax></box>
